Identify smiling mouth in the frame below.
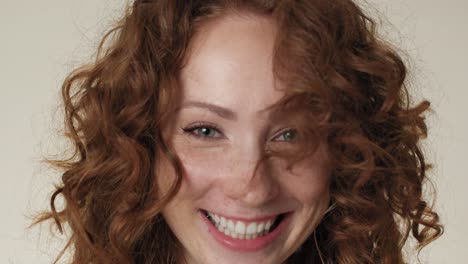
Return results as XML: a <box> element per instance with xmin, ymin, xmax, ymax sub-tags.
<box><xmin>202</xmin><ymin>210</ymin><xmax>286</xmax><ymax>240</ymax></box>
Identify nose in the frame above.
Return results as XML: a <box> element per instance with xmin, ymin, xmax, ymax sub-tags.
<box><xmin>223</xmin><ymin>143</ymin><xmax>280</xmax><ymax>207</ymax></box>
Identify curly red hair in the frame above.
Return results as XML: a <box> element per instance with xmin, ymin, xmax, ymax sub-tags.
<box><xmin>36</xmin><ymin>0</ymin><xmax>442</xmax><ymax>263</ymax></box>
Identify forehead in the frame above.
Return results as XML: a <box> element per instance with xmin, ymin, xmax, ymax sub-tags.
<box><xmin>179</xmin><ymin>14</ymin><xmax>285</xmax><ymax>116</ymax></box>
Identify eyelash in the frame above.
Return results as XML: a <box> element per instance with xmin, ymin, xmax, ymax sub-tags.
<box><xmin>182</xmin><ymin>123</ymin><xmax>297</xmax><ymax>142</ymax></box>
<box><xmin>272</xmin><ymin>128</ymin><xmax>297</xmax><ymax>142</ymax></box>
<box><xmin>182</xmin><ymin>123</ymin><xmax>224</xmax><ymax>140</ymax></box>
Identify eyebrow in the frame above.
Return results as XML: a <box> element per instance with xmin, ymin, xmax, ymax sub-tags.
<box><xmin>181</xmin><ymin>101</ymin><xmax>238</xmax><ymax>120</ymax></box>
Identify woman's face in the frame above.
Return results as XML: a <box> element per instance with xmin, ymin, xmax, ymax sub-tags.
<box><xmin>159</xmin><ymin>14</ymin><xmax>331</xmax><ymax>264</ymax></box>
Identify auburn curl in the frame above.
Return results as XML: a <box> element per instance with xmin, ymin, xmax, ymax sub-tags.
<box><xmin>36</xmin><ymin>0</ymin><xmax>443</xmax><ymax>263</ymax></box>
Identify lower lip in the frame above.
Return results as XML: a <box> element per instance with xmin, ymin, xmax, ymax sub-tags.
<box><xmin>200</xmin><ymin>210</ymin><xmax>292</xmax><ymax>252</ymax></box>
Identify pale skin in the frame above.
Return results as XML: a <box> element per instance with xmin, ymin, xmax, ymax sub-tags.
<box><xmin>158</xmin><ymin>14</ymin><xmax>331</xmax><ymax>264</ymax></box>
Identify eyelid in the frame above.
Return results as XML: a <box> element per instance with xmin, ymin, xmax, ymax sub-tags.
<box><xmin>271</xmin><ymin>128</ymin><xmax>297</xmax><ymax>142</ymax></box>
<box><xmin>182</xmin><ymin>122</ymin><xmax>225</xmax><ymax>140</ymax></box>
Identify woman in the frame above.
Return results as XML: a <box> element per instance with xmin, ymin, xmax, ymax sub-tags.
<box><xmin>38</xmin><ymin>0</ymin><xmax>443</xmax><ymax>263</ymax></box>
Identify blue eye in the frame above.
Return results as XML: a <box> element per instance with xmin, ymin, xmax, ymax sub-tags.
<box><xmin>272</xmin><ymin>129</ymin><xmax>297</xmax><ymax>142</ymax></box>
<box><xmin>183</xmin><ymin>124</ymin><xmax>223</xmax><ymax>139</ymax></box>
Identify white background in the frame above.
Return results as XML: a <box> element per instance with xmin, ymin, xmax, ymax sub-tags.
<box><xmin>0</xmin><ymin>0</ymin><xmax>466</xmax><ymax>263</ymax></box>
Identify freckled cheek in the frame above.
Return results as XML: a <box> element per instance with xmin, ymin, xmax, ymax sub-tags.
<box><xmin>176</xmin><ymin>146</ymin><xmax>232</xmax><ymax>187</ymax></box>
<box><xmin>284</xmin><ymin>166</ymin><xmax>332</xmax><ymax>204</ymax></box>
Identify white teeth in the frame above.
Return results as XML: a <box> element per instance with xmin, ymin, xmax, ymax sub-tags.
<box><xmin>265</xmin><ymin>220</ymin><xmax>272</xmax><ymax>231</ymax></box>
<box><xmin>235</xmin><ymin>221</ymin><xmax>246</xmax><ymax>234</ymax></box>
<box><xmin>246</xmin><ymin>222</ymin><xmax>256</xmax><ymax>235</ymax></box>
<box><xmin>257</xmin><ymin>222</ymin><xmax>264</xmax><ymax>233</ymax></box>
<box><xmin>204</xmin><ymin>210</ymin><xmax>282</xmax><ymax>240</ymax></box>
<box><xmin>227</xmin><ymin>220</ymin><xmax>235</xmax><ymax>231</ymax></box>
